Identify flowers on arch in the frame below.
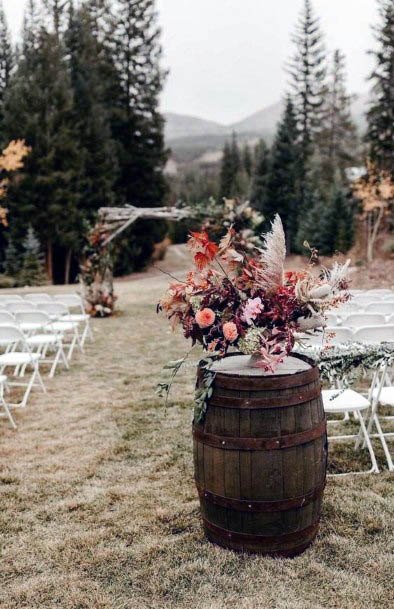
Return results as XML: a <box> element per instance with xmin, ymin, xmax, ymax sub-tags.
<box><xmin>158</xmin><ymin>215</ymin><xmax>351</xmax><ymax>372</ymax></box>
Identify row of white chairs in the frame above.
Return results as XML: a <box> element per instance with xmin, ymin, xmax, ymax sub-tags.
<box><xmin>306</xmin><ymin>324</ymin><xmax>394</xmax><ymax>346</ymax></box>
<box><xmin>326</xmin><ymin>313</ymin><xmax>394</xmax><ymax>328</ymax></box>
<box><xmin>301</xmin><ymin>323</ymin><xmax>394</xmax><ymax>475</ymax></box>
<box><xmin>350</xmin><ymin>289</ymin><xmax>394</xmax><ymax>298</ymax></box>
<box><xmin>0</xmin><ymin>292</ymin><xmax>91</xmax><ymax>429</ymax></box>
<box><xmin>336</xmin><ymin>301</ymin><xmax>394</xmax><ymax>316</ymax></box>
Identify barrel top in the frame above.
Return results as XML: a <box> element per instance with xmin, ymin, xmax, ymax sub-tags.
<box><xmin>211</xmin><ymin>354</ymin><xmax>311</xmax><ymax>377</ymax></box>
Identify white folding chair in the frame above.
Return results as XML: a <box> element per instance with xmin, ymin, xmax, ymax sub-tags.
<box><xmin>14</xmin><ymin>311</ymin><xmax>48</xmax><ymax>335</ymax></box>
<box><xmin>0</xmin><ymin>374</ymin><xmax>16</xmax><ymax>429</ymax></box>
<box><xmin>353</xmin><ymin>296</ymin><xmax>375</xmax><ymax>307</ymax></box>
<box><xmin>365</xmin><ymin>288</ymin><xmax>391</xmax><ymax>300</ymax></box>
<box><xmin>325</xmin><ymin>313</ymin><xmax>340</xmax><ymax>326</ymax></box>
<box><xmin>368</xmin><ymin>289</ymin><xmax>393</xmax><ymax>297</ymax></box>
<box><xmin>388</xmin><ymin>314</ymin><xmax>394</xmax><ymax>325</ymax></box>
<box><xmin>24</xmin><ymin>293</ymin><xmax>53</xmax><ymax>302</ymax></box>
<box><xmin>345</xmin><ymin>313</ymin><xmax>386</xmax><ymax>328</ymax></box>
<box><xmin>325</xmin><ymin>326</ymin><xmax>354</xmax><ymax>345</ymax></box>
<box><xmin>336</xmin><ymin>302</ymin><xmax>361</xmax><ymax>317</ymax></box>
<box><xmin>0</xmin><ymin>311</ymin><xmax>17</xmax><ymax>326</ymax></box>
<box><xmin>353</xmin><ymin>325</ymin><xmax>394</xmax><ymax>344</ymax></box>
<box><xmin>0</xmin><ymin>326</ymin><xmax>46</xmax><ymax>408</ymax></box>
<box><xmin>357</xmin><ymin>364</ymin><xmax>394</xmax><ymax>471</ymax></box>
<box><xmin>365</xmin><ymin>302</ymin><xmax>394</xmax><ymax>316</ymax></box>
<box><xmin>6</xmin><ymin>302</ymin><xmax>37</xmax><ymax>313</ymax></box>
<box><xmin>323</xmin><ymin>389</ymin><xmax>379</xmax><ymax>475</ymax></box>
<box><xmin>15</xmin><ymin>312</ymin><xmax>69</xmax><ymax>378</ymax></box>
<box><xmin>36</xmin><ymin>302</ymin><xmax>81</xmax><ymax>360</ymax></box>
<box><xmin>382</xmin><ymin>295</ymin><xmax>394</xmax><ymax>302</ymax></box>
<box><xmin>1</xmin><ymin>296</ymin><xmax>25</xmax><ymax>305</ymax></box>
<box><xmin>53</xmin><ymin>294</ymin><xmax>92</xmax><ymax>345</ymax></box>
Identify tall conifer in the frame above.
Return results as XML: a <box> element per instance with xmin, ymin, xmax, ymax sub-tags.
<box><xmin>287</xmin><ymin>0</ymin><xmax>326</xmax><ymax>204</ymax></box>
<box><xmin>317</xmin><ymin>50</ymin><xmax>358</xmax><ymax>186</ymax></box>
<box><xmin>264</xmin><ymin>98</ymin><xmax>300</xmax><ymax>250</ymax></box>
<box><xmin>366</xmin><ymin>0</ymin><xmax>394</xmax><ymax>175</ymax></box>
<box><xmin>110</xmin><ymin>0</ymin><xmax>167</xmax><ymax>206</ymax></box>
<box><xmin>250</xmin><ymin>139</ymin><xmax>270</xmax><ymax>214</ymax></box>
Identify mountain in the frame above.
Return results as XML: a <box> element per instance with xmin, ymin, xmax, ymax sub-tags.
<box><xmin>230</xmin><ymin>101</ymin><xmax>284</xmax><ymax>135</ymax></box>
<box><xmin>164</xmin><ymin>92</ymin><xmax>369</xmax><ymax>164</ymax></box>
<box><xmin>164</xmin><ymin>112</ymin><xmax>228</xmax><ymax>141</ymax></box>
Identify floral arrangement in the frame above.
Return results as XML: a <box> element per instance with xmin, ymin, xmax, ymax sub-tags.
<box><xmin>79</xmin><ymin>224</ymin><xmax>117</xmax><ymax>317</ymax></box>
<box><xmin>158</xmin><ymin>215</ymin><xmax>351</xmax><ymax>372</ymax></box>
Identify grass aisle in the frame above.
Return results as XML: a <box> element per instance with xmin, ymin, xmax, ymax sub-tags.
<box><xmin>0</xmin><ymin>277</ymin><xmax>393</xmax><ymax>609</ymax></box>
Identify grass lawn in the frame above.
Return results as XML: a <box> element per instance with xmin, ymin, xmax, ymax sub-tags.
<box><xmin>0</xmin><ymin>270</ymin><xmax>393</xmax><ymax>609</ymax></box>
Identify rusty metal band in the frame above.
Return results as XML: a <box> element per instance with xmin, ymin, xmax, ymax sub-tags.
<box><xmin>202</xmin><ymin>518</ymin><xmax>319</xmax><ymax>546</ymax></box>
<box><xmin>196</xmin><ymin>479</ymin><xmax>326</xmax><ymax>512</ymax></box>
<box><xmin>211</xmin><ymin>365</ymin><xmax>319</xmax><ymax>391</ymax></box>
<box><xmin>208</xmin><ymin>385</ymin><xmax>322</xmax><ymax>409</ymax></box>
<box><xmin>205</xmin><ymin>531</ymin><xmax>317</xmax><ymax>557</ymax></box>
<box><xmin>193</xmin><ymin>419</ymin><xmax>327</xmax><ymax>451</ymax></box>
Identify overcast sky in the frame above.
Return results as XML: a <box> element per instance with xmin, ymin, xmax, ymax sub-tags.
<box><xmin>4</xmin><ymin>0</ymin><xmax>379</xmax><ymax>124</ymax></box>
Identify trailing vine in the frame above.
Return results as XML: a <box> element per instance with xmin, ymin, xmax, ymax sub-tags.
<box><xmin>194</xmin><ymin>358</ymin><xmax>216</xmax><ymax>423</ymax></box>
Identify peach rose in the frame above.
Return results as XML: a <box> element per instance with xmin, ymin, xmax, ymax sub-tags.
<box><xmin>223</xmin><ymin>321</ymin><xmax>238</xmax><ymax>342</ymax></box>
<box><xmin>195</xmin><ymin>308</ymin><xmax>215</xmax><ymax>328</ymax></box>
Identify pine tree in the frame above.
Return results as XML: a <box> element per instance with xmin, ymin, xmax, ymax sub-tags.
<box><xmin>263</xmin><ymin>98</ymin><xmax>300</xmax><ymax>250</ymax></box>
<box><xmin>19</xmin><ymin>226</ymin><xmax>47</xmax><ymax>286</ymax></box>
<box><xmin>250</xmin><ymin>139</ymin><xmax>270</xmax><ymax>213</ymax></box>
<box><xmin>287</xmin><ymin>0</ymin><xmax>327</xmax><ymax>203</ymax></box>
<box><xmin>66</xmin><ymin>2</ymin><xmax>116</xmax><ymax>213</ymax></box>
<box><xmin>242</xmin><ymin>144</ymin><xmax>253</xmax><ymax>178</ymax></box>
<box><xmin>4</xmin><ymin>236</ymin><xmax>21</xmax><ymax>277</ymax></box>
<box><xmin>219</xmin><ymin>133</ymin><xmax>242</xmax><ymax>200</ymax></box>
<box><xmin>0</xmin><ymin>1</ymin><xmax>12</xmax><ymax>143</ymax></box>
<box><xmin>296</xmin><ymin>185</ymin><xmax>355</xmax><ymax>255</ymax></box>
<box><xmin>5</xmin><ymin>25</ymin><xmax>83</xmax><ymax>284</ymax></box>
<box><xmin>110</xmin><ymin>0</ymin><xmax>168</xmax><ymax>206</ymax></box>
<box><xmin>317</xmin><ymin>50</ymin><xmax>359</xmax><ymax>187</ymax></box>
<box><xmin>366</xmin><ymin>0</ymin><xmax>394</xmax><ymax>176</ymax></box>
<box><xmin>43</xmin><ymin>0</ymin><xmax>70</xmax><ymax>37</ymax></box>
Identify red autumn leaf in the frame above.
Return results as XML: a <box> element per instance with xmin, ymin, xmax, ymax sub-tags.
<box><xmin>205</xmin><ymin>241</ymin><xmax>219</xmax><ymax>259</ymax></box>
<box><xmin>188</xmin><ymin>230</ymin><xmax>210</xmax><ymax>251</ymax></box>
<box><xmin>194</xmin><ymin>252</ymin><xmax>210</xmax><ymax>270</ymax></box>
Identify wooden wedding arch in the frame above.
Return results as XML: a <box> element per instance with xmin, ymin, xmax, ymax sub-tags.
<box><xmin>80</xmin><ymin>205</ymin><xmax>191</xmax><ymax>316</ymax></box>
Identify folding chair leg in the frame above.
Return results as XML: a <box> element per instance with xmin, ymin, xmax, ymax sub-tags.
<box><xmin>358</xmin><ymin>413</ymin><xmax>379</xmax><ymax>474</ymax></box>
<box><xmin>67</xmin><ymin>332</ymin><xmax>78</xmax><ymax>361</ymax></box>
<box><xmin>20</xmin><ymin>367</ymin><xmax>38</xmax><ymax>408</ymax></box>
<box><xmin>60</xmin><ymin>343</ymin><xmax>69</xmax><ymax>370</ymax></box>
<box><xmin>35</xmin><ymin>365</ymin><xmax>47</xmax><ymax>394</ymax></box>
<box><xmin>49</xmin><ymin>342</ymin><xmax>68</xmax><ymax>378</ymax></box>
<box><xmin>373</xmin><ymin>414</ymin><xmax>394</xmax><ymax>471</ymax></box>
<box><xmin>0</xmin><ymin>396</ymin><xmax>17</xmax><ymax>429</ymax></box>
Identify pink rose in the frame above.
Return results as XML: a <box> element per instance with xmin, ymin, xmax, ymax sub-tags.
<box><xmin>223</xmin><ymin>321</ymin><xmax>238</xmax><ymax>342</ymax></box>
<box><xmin>195</xmin><ymin>308</ymin><xmax>215</xmax><ymax>328</ymax></box>
<box><xmin>241</xmin><ymin>297</ymin><xmax>264</xmax><ymax>325</ymax></box>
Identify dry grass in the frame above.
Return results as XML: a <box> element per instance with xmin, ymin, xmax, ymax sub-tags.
<box><xmin>0</xmin><ymin>272</ymin><xmax>393</xmax><ymax>609</ymax></box>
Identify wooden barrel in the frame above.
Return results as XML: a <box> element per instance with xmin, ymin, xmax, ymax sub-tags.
<box><xmin>193</xmin><ymin>353</ymin><xmax>327</xmax><ymax>556</ymax></box>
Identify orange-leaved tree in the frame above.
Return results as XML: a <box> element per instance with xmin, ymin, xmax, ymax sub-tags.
<box><xmin>353</xmin><ymin>161</ymin><xmax>394</xmax><ymax>263</ymax></box>
<box><xmin>0</xmin><ymin>140</ymin><xmax>31</xmax><ymax>226</ymax></box>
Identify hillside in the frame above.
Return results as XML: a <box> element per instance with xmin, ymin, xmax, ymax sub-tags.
<box><xmin>164</xmin><ymin>93</ymin><xmax>369</xmax><ymax>165</ymax></box>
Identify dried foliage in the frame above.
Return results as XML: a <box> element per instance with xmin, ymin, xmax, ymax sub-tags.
<box><xmin>0</xmin><ymin>140</ymin><xmax>31</xmax><ymax>227</ymax></box>
<box><xmin>353</xmin><ymin>162</ymin><xmax>394</xmax><ymax>262</ymax></box>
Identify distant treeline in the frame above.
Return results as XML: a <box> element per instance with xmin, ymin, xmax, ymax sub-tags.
<box><xmin>170</xmin><ymin>0</ymin><xmax>393</xmax><ymax>256</ymax></box>
<box><xmin>0</xmin><ymin>0</ymin><xmax>167</xmax><ymax>283</ymax></box>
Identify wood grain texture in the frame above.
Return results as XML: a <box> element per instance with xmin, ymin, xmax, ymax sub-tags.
<box><xmin>193</xmin><ymin>353</ymin><xmax>327</xmax><ymax>556</ymax></box>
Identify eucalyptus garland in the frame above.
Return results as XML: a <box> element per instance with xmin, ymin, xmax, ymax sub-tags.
<box><xmin>297</xmin><ymin>342</ymin><xmax>394</xmax><ymax>385</ymax></box>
